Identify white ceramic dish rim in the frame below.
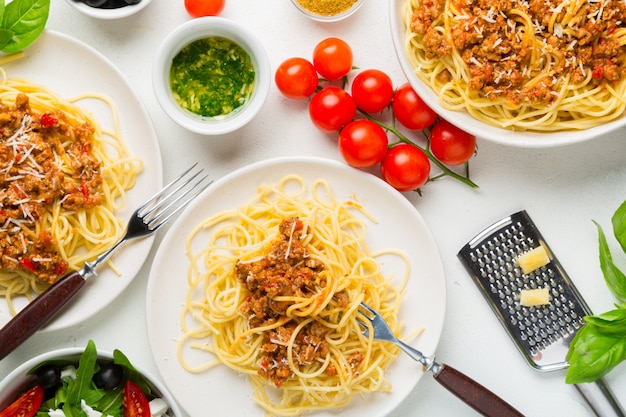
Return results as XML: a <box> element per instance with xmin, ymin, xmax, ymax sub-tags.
<box><xmin>0</xmin><ymin>347</ymin><xmax>182</xmax><ymax>416</ymax></box>
<box><xmin>63</xmin><ymin>0</ymin><xmax>152</xmax><ymax>20</ymax></box>
<box><xmin>152</xmin><ymin>17</ymin><xmax>271</xmax><ymax>136</ymax></box>
<box><xmin>388</xmin><ymin>0</ymin><xmax>626</xmax><ymax>148</ymax></box>
<box><xmin>146</xmin><ymin>156</ymin><xmax>447</xmax><ymax>417</ymax></box>
<box><xmin>289</xmin><ymin>0</ymin><xmax>365</xmax><ymax>22</ymax></box>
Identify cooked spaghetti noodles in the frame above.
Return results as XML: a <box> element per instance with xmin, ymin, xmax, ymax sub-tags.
<box><xmin>0</xmin><ymin>69</ymin><xmax>142</xmax><ymax>314</ymax></box>
<box><xmin>179</xmin><ymin>175</ymin><xmax>412</xmax><ymax>416</ymax></box>
<box><xmin>403</xmin><ymin>0</ymin><xmax>626</xmax><ymax>131</ymax></box>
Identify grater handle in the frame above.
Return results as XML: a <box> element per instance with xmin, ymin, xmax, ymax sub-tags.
<box><xmin>433</xmin><ymin>363</ymin><xmax>525</xmax><ymax>417</ymax></box>
<box><xmin>575</xmin><ymin>379</ymin><xmax>626</xmax><ymax>417</ymax></box>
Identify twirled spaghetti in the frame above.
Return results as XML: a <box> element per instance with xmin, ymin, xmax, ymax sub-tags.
<box><xmin>0</xmin><ymin>69</ymin><xmax>143</xmax><ymax>314</ymax></box>
<box><xmin>178</xmin><ymin>175</ymin><xmax>412</xmax><ymax>416</ymax></box>
<box><xmin>403</xmin><ymin>0</ymin><xmax>626</xmax><ymax>131</ymax></box>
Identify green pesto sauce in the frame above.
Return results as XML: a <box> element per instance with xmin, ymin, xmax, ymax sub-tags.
<box><xmin>169</xmin><ymin>37</ymin><xmax>256</xmax><ymax>119</ymax></box>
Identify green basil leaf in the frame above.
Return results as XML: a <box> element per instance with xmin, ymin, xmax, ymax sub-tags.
<box><xmin>585</xmin><ymin>308</ymin><xmax>626</xmax><ymax>335</ymax></box>
<box><xmin>595</xmin><ymin>220</ymin><xmax>626</xmax><ymax>301</ymax></box>
<box><xmin>1</xmin><ymin>0</ymin><xmax>50</xmax><ymax>54</ymax></box>
<box><xmin>566</xmin><ymin>323</ymin><xmax>626</xmax><ymax>384</ymax></box>
<box><xmin>0</xmin><ymin>1</ymin><xmax>5</xmax><ymax>22</ymax></box>
<box><xmin>613</xmin><ymin>200</ymin><xmax>626</xmax><ymax>253</ymax></box>
<box><xmin>0</xmin><ymin>28</ymin><xmax>13</xmax><ymax>49</ymax></box>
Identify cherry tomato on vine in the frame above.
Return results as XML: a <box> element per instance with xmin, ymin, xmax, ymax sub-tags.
<box><xmin>380</xmin><ymin>144</ymin><xmax>430</xmax><ymax>191</ymax></box>
<box><xmin>275</xmin><ymin>57</ymin><xmax>319</xmax><ymax>100</ymax></box>
<box><xmin>392</xmin><ymin>82</ymin><xmax>438</xmax><ymax>130</ymax></box>
<box><xmin>351</xmin><ymin>69</ymin><xmax>394</xmax><ymax>114</ymax></box>
<box><xmin>184</xmin><ymin>0</ymin><xmax>225</xmax><ymax>17</ymax></box>
<box><xmin>309</xmin><ymin>87</ymin><xmax>357</xmax><ymax>133</ymax></box>
<box><xmin>430</xmin><ymin>119</ymin><xmax>476</xmax><ymax>166</ymax></box>
<box><xmin>338</xmin><ymin>120</ymin><xmax>389</xmax><ymax>168</ymax></box>
<box><xmin>312</xmin><ymin>38</ymin><xmax>353</xmax><ymax>81</ymax></box>
<box><xmin>0</xmin><ymin>385</ymin><xmax>43</xmax><ymax>417</ymax></box>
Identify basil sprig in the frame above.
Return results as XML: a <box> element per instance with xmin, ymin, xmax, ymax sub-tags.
<box><xmin>566</xmin><ymin>200</ymin><xmax>626</xmax><ymax>384</ymax></box>
<box><xmin>0</xmin><ymin>0</ymin><xmax>50</xmax><ymax>54</ymax></box>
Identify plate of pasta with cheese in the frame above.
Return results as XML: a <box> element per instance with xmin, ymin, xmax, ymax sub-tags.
<box><xmin>390</xmin><ymin>0</ymin><xmax>626</xmax><ymax>147</ymax></box>
<box><xmin>0</xmin><ymin>31</ymin><xmax>162</xmax><ymax>331</ymax></box>
<box><xmin>146</xmin><ymin>157</ymin><xmax>446</xmax><ymax>417</ymax></box>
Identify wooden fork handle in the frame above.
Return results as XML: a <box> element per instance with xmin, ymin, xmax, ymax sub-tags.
<box><xmin>434</xmin><ymin>363</ymin><xmax>525</xmax><ymax>417</ymax></box>
<box><xmin>0</xmin><ymin>271</ymin><xmax>85</xmax><ymax>360</ymax></box>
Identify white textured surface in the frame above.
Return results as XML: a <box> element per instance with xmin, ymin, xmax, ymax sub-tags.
<box><xmin>0</xmin><ymin>1</ymin><xmax>625</xmax><ymax>416</ymax></box>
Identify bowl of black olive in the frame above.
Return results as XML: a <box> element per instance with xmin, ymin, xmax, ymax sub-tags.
<box><xmin>66</xmin><ymin>0</ymin><xmax>152</xmax><ymax>19</ymax></box>
<box><xmin>0</xmin><ymin>341</ymin><xmax>181</xmax><ymax>416</ymax></box>
<box><xmin>153</xmin><ymin>16</ymin><xmax>271</xmax><ymax>135</ymax></box>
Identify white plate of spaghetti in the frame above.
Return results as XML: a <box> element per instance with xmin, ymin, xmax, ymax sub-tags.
<box><xmin>0</xmin><ymin>31</ymin><xmax>162</xmax><ymax>331</ymax></box>
<box><xmin>146</xmin><ymin>157</ymin><xmax>446</xmax><ymax>417</ymax></box>
<box><xmin>390</xmin><ymin>0</ymin><xmax>626</xmax><ymax>147</ymax></box>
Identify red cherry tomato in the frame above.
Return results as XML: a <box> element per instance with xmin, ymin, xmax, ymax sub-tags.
<box><xmin>309</xmin><ymin>87</ymin><xmax>357</xmax><ymax>133</ymax></box>
<box><xmin>380</xmin><ymin>144</ymin><xmax>430</xmax><ymax>191</ymax></box>
<box><xmin>392</xmin><ymin>82</ymin><xmax>438</xmax><ymax>130</ymax></box>
<box><xmin>184</xmin><ymin>0</ymin><xmax>225</xmax><ymax>17</ymax></box>
<box><xmin>338</xmin><ymin>120</ymin><xmax>389</xmax><ymax>168</ymax></box>
<box><xmin>351</xmin><ymin>69</ymin><xmax>394</xmax><ymax>114</ymax></box>
<box><xmin>0</xmin><ymin>385</ymin><xmax>43</xmax><ymax>417</ymax></box>
<box><xmin>275</xmin><ymin>57</ymin><xmax>319</xmax><ymax>100</ymax></box>
<box><xmin>123</xmin><ymin>380</ymin><xmax>151</xmax><ymax>417</ymax></box>
<box><xmin>430</xmin><ymin>119</ymin><xmax>476</xmax><ymax>166</ymax></box>
<box><xmin>312</xmin><ymin>38</ymin><xmax>353</xmax><ymax>81</ymax></box>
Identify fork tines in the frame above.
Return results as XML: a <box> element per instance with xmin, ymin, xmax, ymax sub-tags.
<box><xmin>139</xmin><ymin>163</ymin><xmax>212</xmax><ymax>230</ymax></box>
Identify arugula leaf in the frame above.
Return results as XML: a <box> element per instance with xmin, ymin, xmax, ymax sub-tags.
<box><xmin>613</xmin><ymin>200</ymin><xmax>626</xmax><ymax>253</ymax></box>
<box><xmin>1</xmin><ymin>0</ymin><xmax>50</xmax><ymax>54</ymax></box>
<box><xmin>595</xmin><ymin>219</ymin><xmax>626</xmax><ymax>301</ymax></box>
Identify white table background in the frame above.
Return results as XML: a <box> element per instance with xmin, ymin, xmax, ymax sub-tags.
<box><xmin>1</xmin><ymin>1</ymin><xmax>625</xmax><ymax>416</ymax></box>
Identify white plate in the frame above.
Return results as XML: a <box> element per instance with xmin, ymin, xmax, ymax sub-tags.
<box><xmin>146</xmin><ymin>157</ymin><xmax>446</xmax><ymax>417</ymax></box>
<box><xmin>389</xmin><ymin>0</ymin><xmax>626</xmax><ymax>148</ymax></box>
<box><xmin>0</xmin><ymin>31</ymin><xmax>162</xmax><ymax>331</ymax></box>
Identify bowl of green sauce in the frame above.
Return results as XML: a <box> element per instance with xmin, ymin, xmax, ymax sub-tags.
<box><xmin>153</xmin><ymin>17</ymin><xmax>271</xmax><ymax>135</ymax></box>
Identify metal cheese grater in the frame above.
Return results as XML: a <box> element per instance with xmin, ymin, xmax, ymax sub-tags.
<box><xmin>458</xmin><ymin>210</ymin><xmax>625</xmax><ymax>417</ymax></box>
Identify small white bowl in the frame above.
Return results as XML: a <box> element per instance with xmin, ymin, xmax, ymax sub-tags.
<box><xmin>290</xmin><ymin>0</ymin><xmax>365</xmax><ymax>22</ymax></box>
<box><xmin>64</xmin><ymin>0</ymin><xmax>152</xmax><ymax>20</ymax></box>
<box><xmin>153</xmin><ymin>17</ymin><xmax>271</xmax><ymax>136</ymax></box>
<box><xmin>0</xmin><ymin>347</ymin><xmax>182</xmax><ymax>416</ymax></box>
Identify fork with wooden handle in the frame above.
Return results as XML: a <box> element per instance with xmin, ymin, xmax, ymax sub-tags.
<box><xmin>0</xmin><ymin>164</ymin><xmax>211</xmax><ymax>360</ymax></box>
<box><xmin>357</xmin><ymin>302</ymin><xmax>526</xmax><ymax>417</ymax></box>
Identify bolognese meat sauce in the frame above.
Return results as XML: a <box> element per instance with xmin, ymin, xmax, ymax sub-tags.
<box><xmin>236</xmin><ymin>217</ymin><xmax>362</xmax><ymax>387</ymax></box>
<box><xmin>0</xmin><ymin>94</ymin><xmax>103</xmax><ymax>284</ymax></box>
<box><xmin>411</xmin><ymin>0</ymin><xmax>626</xmax><ymax>105</ymax></box>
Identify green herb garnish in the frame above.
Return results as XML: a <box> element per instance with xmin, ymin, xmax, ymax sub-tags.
<box><xmin>565</xmin><ymin>200</ymin><xmax>626</xmax><ymax>384</ymax></box>
<box><xmin>0</xmin><ymin>0</ymin><xmax>50</xmax><ymax>54</ymax></box>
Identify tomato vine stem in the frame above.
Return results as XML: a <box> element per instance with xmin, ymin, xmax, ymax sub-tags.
<box><xmin>358</xmin><ymin>111</ymin><xmax>479</xmax><ymax>189</ymax></box>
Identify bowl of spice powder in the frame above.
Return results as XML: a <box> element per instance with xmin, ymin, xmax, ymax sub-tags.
<box><xmin>290</xmin><ymin>0</ymin><xmax>365</xmax><ymax>21</ymax></box>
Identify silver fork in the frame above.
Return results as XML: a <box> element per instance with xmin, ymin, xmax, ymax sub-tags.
<box><xmin>0</xmin><ymin>164</ymin><xmax>212</xmax><ymax>360</ymax></box>
<box><xmin>356</xmin><ymin>302</ymin><xmax>526</xmax><ymax>417</ymax></box>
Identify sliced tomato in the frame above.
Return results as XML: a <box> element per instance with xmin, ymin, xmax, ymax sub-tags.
<box><xmin>123</xmin><ymin>380</ymin><xmax>151</xmax><ymax>417</ymax></box>
<box><xmin>0</xmin><ymin>385</ymin><xmax>44</xmax><ymax>417</ymax></box>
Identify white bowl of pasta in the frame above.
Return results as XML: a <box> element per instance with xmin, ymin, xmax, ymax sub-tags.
<box><xmin>390</xmin><ymin>0</ymin><xmax>626</xmax><ymax>147</ymax></box>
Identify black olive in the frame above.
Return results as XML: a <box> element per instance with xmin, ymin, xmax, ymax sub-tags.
<box><xmin>124</xmin><ymin>0</ymin><xmax>142</xmax><ymax>4</ymax></box>
<box><xmin>82</xmin><ymin>0</ymin><xmax>108</xmax><ymax>7</ymax></box>
<box><xmin>36</xmin><ymin>364</ymin><xmax>61</xmax><ymax>390</ymax></box>
<box><xmin>93</xmin><ymin>363</ymin><xmax>124</xmax><ymax>390</ymax></box>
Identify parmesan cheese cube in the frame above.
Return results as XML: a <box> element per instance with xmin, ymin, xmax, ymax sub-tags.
<box><xmin>519</xmin><ymin>287</ymin><xmax>550</xmax><ymax>307</ymax></box>
<box><xmin>516</xmin><ymin>245</ymin><xmax>550</xmax><ymax>274</ymax></box>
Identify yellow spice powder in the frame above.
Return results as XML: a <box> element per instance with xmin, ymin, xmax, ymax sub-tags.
<box><xmin>296</xmin><ymin>0</ymin><xmax>358</xmax><ymax>16</ymax></box>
